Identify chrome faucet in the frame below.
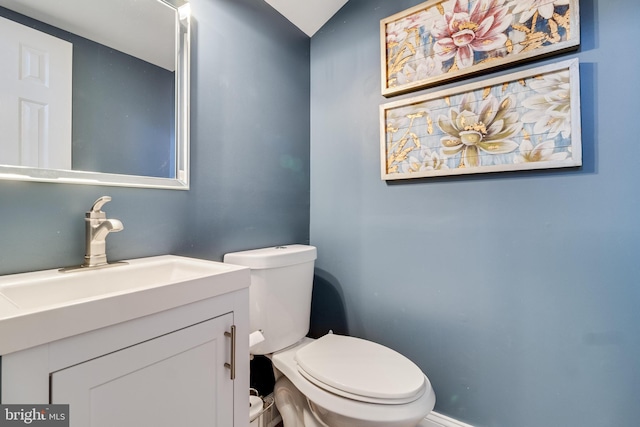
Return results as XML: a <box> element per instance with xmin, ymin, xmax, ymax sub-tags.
<box><xmin>83</xmin><ymin>196</ymin><xmax>124</xmax><ymax>268</ymax></box>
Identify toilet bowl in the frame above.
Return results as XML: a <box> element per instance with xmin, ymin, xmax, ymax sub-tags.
<box><xmin>224</xmin><ymin>245</ymin><xmax>436</xmax><ymax>427</ymax></box>
<box><xmin>272</xmin><ymin>335</ymin><xmax>435</xmax><ymax>427</ymax></box>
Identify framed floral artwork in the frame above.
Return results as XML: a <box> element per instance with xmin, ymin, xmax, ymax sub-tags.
<box><xmin>381</xmin><ymin>0</ymin><xmax>580</xmax><ymax>97</ymax></box>
<box><xmin>380</xmin><ymin>59</ymin><xmax>581</xmax><ymax>180</ymax></box>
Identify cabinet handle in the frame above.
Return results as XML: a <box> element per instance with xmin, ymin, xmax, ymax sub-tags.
<box><xmin>224</xmin><ymin>325</ymin><xmax>236</xmax><ymax>380</ymax></box>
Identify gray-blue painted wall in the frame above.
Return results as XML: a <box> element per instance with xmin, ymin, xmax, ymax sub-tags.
<box><xmin>181</xmin><ymin>0</ymin><xmax>311</xmax><ymax>259</ymax></box>
<box><xmin>0</xmin><ymin>0</ymin><xmax>310</xmax><ymax>275</ymax></box>
<box><xmin>310</xmin><ymin>0</ymin><xmax>639</xmax><ymax>426</ymax></box>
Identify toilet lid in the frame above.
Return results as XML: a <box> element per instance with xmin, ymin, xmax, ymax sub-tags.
<box><xmin>294</xmin><ymin>334</ymin><xmax>425</xmax><ymax>402</ymax></box>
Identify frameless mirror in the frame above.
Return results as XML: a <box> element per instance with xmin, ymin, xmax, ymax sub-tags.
<box><xmin>0</xmin><ymin>0</ymin><xmax>190</xmax><ymax>189</ymax></box>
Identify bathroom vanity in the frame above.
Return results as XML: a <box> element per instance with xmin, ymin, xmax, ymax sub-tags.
<box><xmin>0</xmin><ymin>255</ymin><xmax>250</xmax><ymax>427</ymax></box>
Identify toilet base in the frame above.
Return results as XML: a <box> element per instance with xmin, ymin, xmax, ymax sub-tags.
<box><xmin>274</xmin><ymin>376</ymin><xmax>327</xmax><ymax>427</ymax></box>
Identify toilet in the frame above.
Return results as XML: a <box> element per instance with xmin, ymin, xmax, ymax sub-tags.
<box><xmin>224</xmin><ymin>245</ymin><xmax>435</xmax><ymax>427</ymax></box>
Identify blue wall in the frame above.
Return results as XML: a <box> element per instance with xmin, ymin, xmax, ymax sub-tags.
<box><xmin>310</xmin><ymin>0</ymin><xmax>640</xmax><ymax>426</ymax></box>
<box><xmin>0</xmin><ymin>0</ymin><xmax>310</xmax><ymax>275</ymax></box>
<box><xmin>181</xmin><ymin>0</ymin><xmax>310</xmax><ymax>260</ymax></box>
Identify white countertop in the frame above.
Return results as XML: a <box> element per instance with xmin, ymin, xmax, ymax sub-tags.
<box><xmin>0</xmin><ymin>255</ymin><xmax>250</xmax><ymax>355</ymax></box>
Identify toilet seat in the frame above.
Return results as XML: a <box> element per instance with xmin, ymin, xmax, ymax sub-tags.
<box><xmin>271</xmin><ymin>337</ymin><xmax>436</xmax><ymax>426</ymax></box>
<box><xmin>294</xmin><ymin>334</ymin><xmax>426</xmax><ymax>404</ymax></box>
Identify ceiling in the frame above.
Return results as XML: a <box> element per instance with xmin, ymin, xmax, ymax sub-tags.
<box><xmin>264</xmin><ymin>0</ymin><xmax>349</xmax><ymax>36</ymax></box>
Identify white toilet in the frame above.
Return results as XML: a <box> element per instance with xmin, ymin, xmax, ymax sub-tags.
<box><xmin>224</xmin><ymin>245</ymin><xmax>435</xmax><ymax>427</ymax></box>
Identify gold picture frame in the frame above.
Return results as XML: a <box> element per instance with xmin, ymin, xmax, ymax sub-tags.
<box><xmin>381</xmin><ymin>0</ymin><xmax>580</xmax><ymax>97</ymax></box>
<box><xmin>380</xmin><ymin>59</ymin><xmax>581</xmax><ymax>180</ymax></box>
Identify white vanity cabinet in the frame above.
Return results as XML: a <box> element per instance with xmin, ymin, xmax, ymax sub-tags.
<box><xmin>0</xmin><ymin>281</ymin><xmax>250</xmax><ymax>427</ymax></box>
<box><xmin>51</xmin><ymin>313</ymin><xmax>234</xmax><ymax>426</ymax></box>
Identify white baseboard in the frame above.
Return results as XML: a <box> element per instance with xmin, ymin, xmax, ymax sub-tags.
<box><xmin>420</xmin><ymin>411</ymin><xmax>474</xmax><ymax>427</ymax></box>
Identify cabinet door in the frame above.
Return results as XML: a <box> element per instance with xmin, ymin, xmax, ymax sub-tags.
<box><xmin>51</xmin><ymin>314</ymin><xmax>235</xmax><ymax>427</ymax></box>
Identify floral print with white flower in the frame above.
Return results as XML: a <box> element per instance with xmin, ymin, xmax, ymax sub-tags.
<box><xmin>508</xmin><ymin>0</ymin><xmax>570</xmax><ymax>23</ymax></box>
<box><xmin>385</xmin><ymin>9</ymin><xmax>437</xmax><ymax>88</ymax></box>
<box><xmin>395</xmin><ymin>51</ymin><xmax>443</xmax><ymax>86</ymax></box>
<box><xmin>521</xmin><ymin>70</ymin><xmax>572</xmax><ymax>139</ymax></box>
<box><xmin>438</xmin><ymin>92</ymin><xmax>521</xmax><ymax>167</ymax></box>
<box><xmin>401</xmin><ymin>146</ymin><xmax>449</xmax><ymax>174</ymax></box>
<box><xmin>514</xmin><ymin>139</ymin><xmax>568</xmax><ymax>163</ymax></box>
<box><xmin>383</xmin><ymin>66</ymin><xmax>577</xmax><ymax>177</ymax></box>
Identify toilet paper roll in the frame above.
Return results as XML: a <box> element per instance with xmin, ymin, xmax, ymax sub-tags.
<box><xmin>249</xmin><ymin>395</ymin><xmax>264</xmax><ymax>422</ymax></box>
<box><xmin>249</xmin><ymin>330</ymin><xmax>265</xmax><ymax>349</ymax></box>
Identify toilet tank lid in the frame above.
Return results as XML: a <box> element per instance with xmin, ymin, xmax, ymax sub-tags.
<box><xmin>223</xmin><ymin>245</ymin><xmax>317</xmax><ymax>269</ymax></box>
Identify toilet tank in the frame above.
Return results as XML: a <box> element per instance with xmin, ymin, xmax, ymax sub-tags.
<box><xmin>223</xmin><ymin>245</ymin><xmax>317</xmax><ymax>355</ymax></box>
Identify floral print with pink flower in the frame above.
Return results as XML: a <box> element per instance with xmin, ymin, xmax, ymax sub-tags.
<box><xmin>383</xmin><ymin>0</ymin><xmax>576</xmax><ymax>94</ymax></box>
<box><xmin>431</xmin><ymin>0</ymin><xmax>512</xmax><ymax>69</ymax></box>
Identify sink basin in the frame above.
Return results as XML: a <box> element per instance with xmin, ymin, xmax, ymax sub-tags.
<box><xmin>0</xmin><ymin>255</ymin><xmax>250</xmax><ymax>355</ymax></box>
<box><xmin>1</xmin><ymin>256</ymin><xmax>235</xmax><ymax>310</ymax></box>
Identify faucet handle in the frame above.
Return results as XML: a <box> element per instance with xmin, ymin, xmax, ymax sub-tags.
<box><xmin>87</xmin><ymin>196</ymin><xmax>112</xmax><ymax>219</ymax></box>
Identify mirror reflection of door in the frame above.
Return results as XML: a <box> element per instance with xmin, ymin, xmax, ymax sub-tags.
<box><xmin>0</xmin><ymin>15</ymin><xmax>72</xmax><ymax>169</ymax></box>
